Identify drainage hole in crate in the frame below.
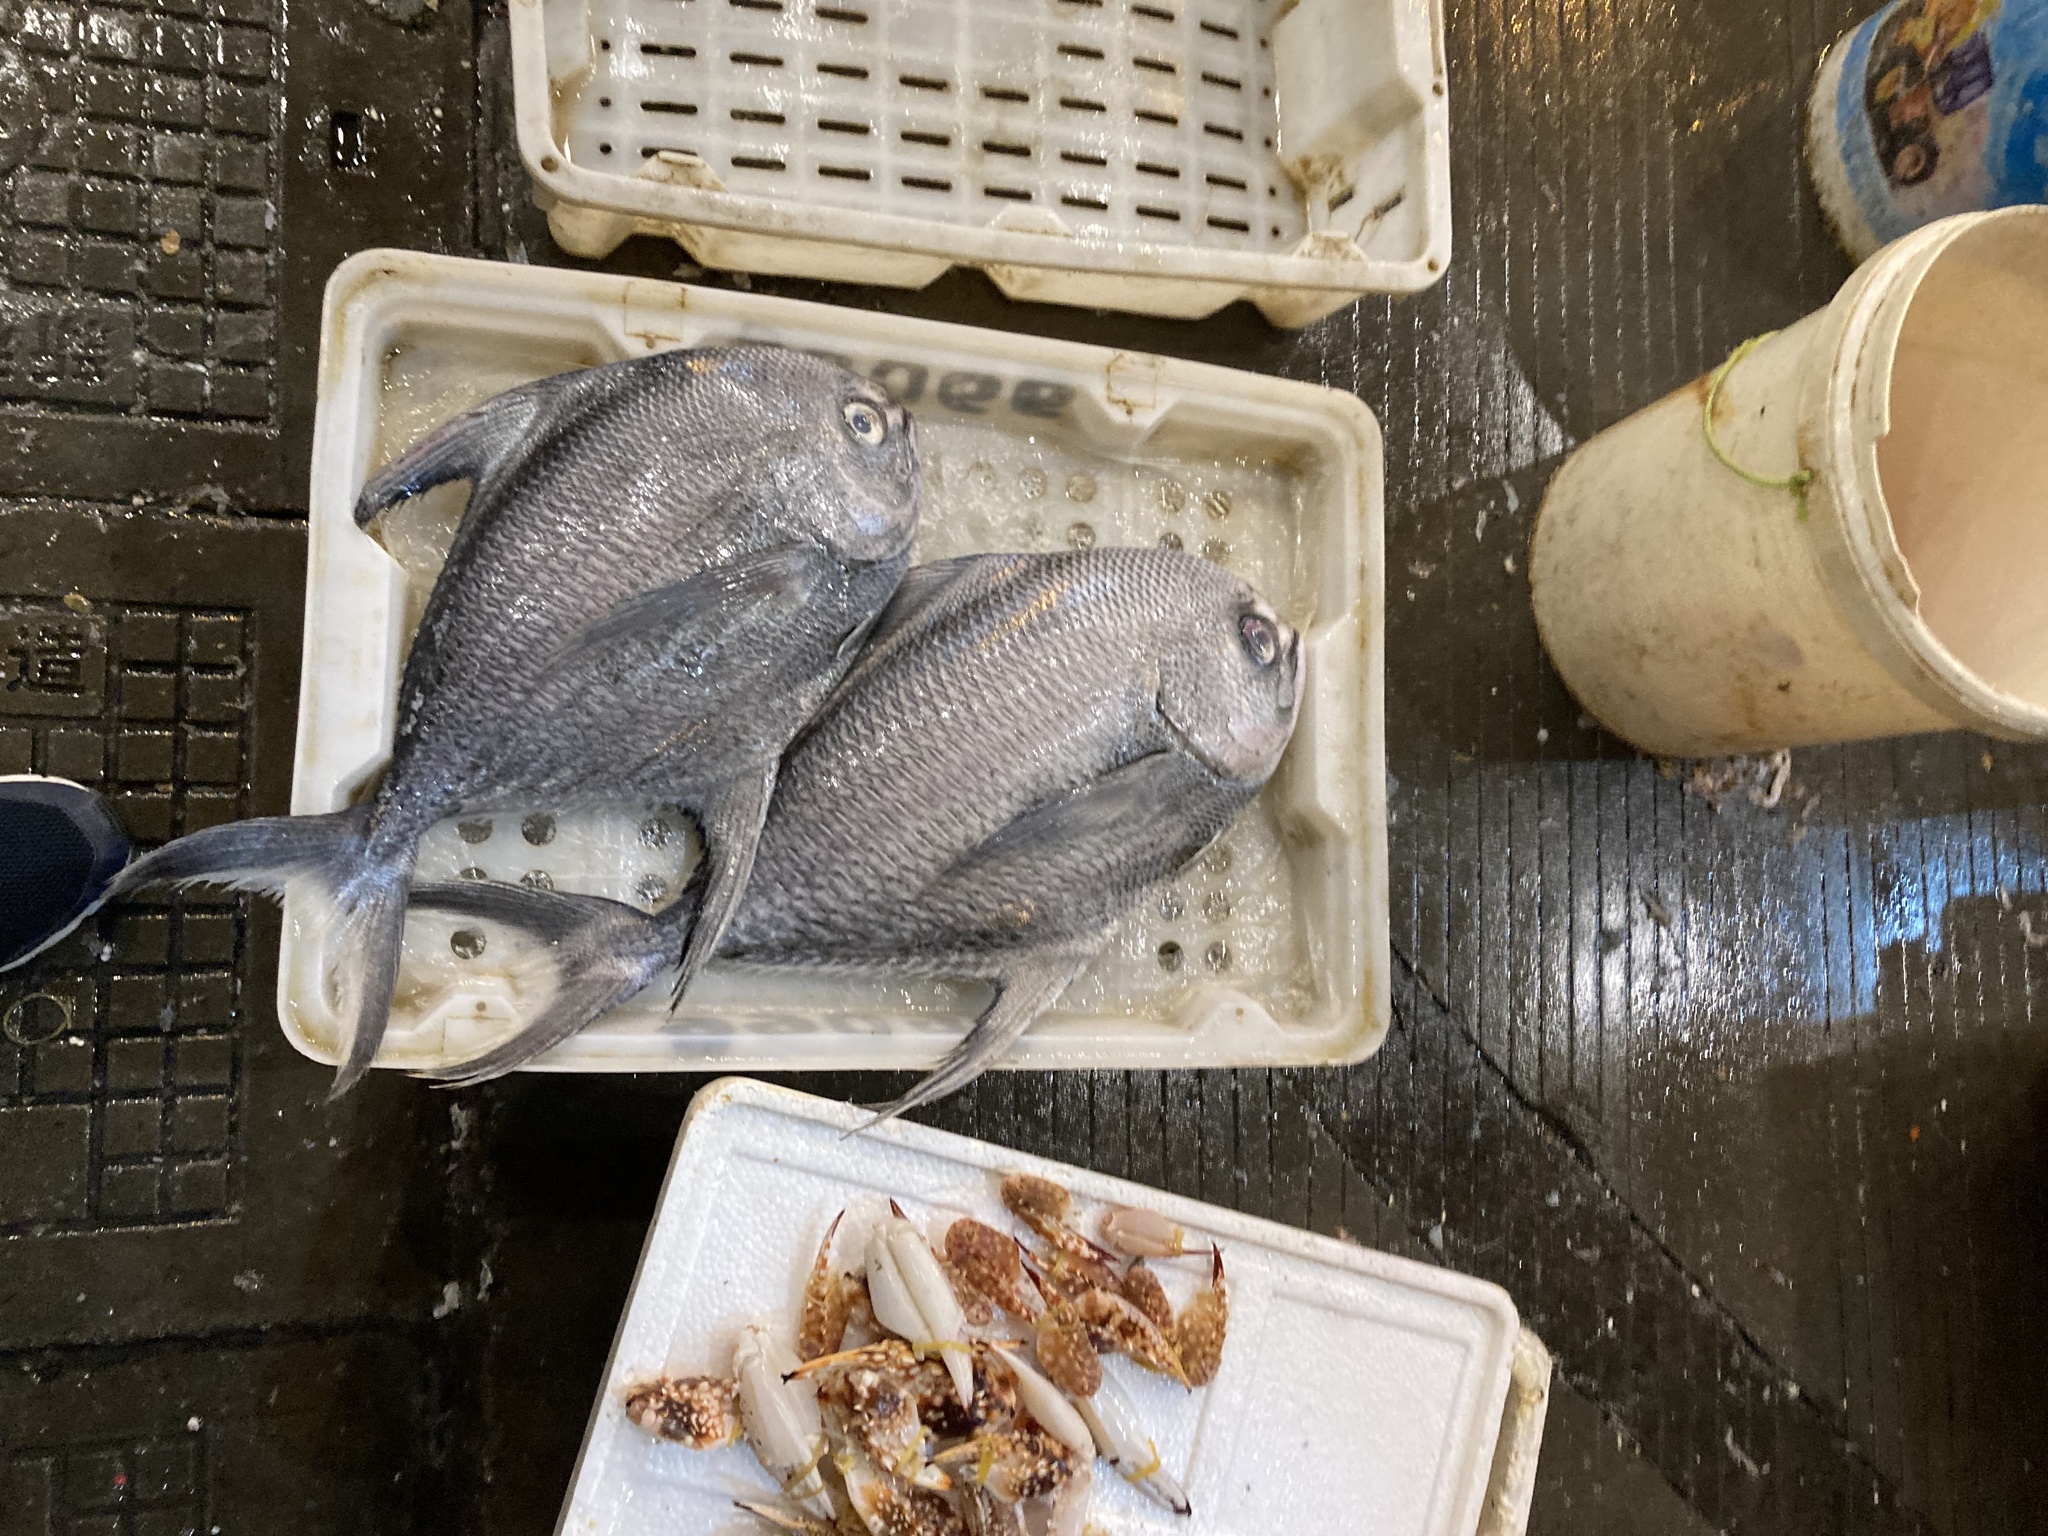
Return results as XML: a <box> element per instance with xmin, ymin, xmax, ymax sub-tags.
<box><xmin>1060</xmin><ymin>95</ymin><xmax>1108</xmax><ymax>113</ymax></box>
<box><xmin>818</xmin><ymin>61</ymin><xmax>869</xmax><ymax>78</ymax></box>
<box><xmin>1060</xmin><ymin>148</ymin><xmax>1108</xmax><ymax>166</ymax></box>
<box><xmin>902</xmin><ymin>175</ymin><xmax>953</xmax><ymax>191</ymax></box>
<box><xmin>733</xmin><ymin>153</ymin><xmax>788</xmax><ymax>170</ymax></box>
<box><xmin>1058</xmin><ymin>42</ymin><xmax>1105</xmax><ymax>60</ymax></box>
<box><xmin>981</xmin><ymin>85</ymin><xmax>1031</xmax><ymax>103</ymax></box>
<box><xmin>599</xmin><ymin>141</ymin><xmax>613</xmax><ymax>154</ymax></box>
<box><xmin>819</xmin><ymin>117</ymin><xmax>872</xmax><ymax>135</ymax></box>
<box><xmin>641</xmin><ymin>42</ymin><xmax>696</xmax><ymax>58</ymax></box>
<box><xmin>1329</xmin><ymin>185</ymin><xmax>1356</xmax><ymax>211</ymax></box>
<box><xmin>819</xmin><ymin>164</ymin><xmax>872</xmax><ymax>180</ymax></box>
<box><xmin>599</xmin><ymin>95</ymin><xmax>612</xmax><ymax>107</ymax></box>
<box><xmin>642</xmin><ymin>100</ymin><xmax>699</xmax><ymax>115</ymax></box>
<box><xmin>982</xmin><ymin>139</ymin><xmax>1031</xmax><ymax>157</ymax></box>
<box><xmin>817</xmin><ymin>4</ymin><xmax>869</xmax><ymax>19</ymax></box>
<box><xmin>1060</xmin><ymin>0</ymin><xmax>1105</xmax><ymax>7</ymax></box>
<box><xmin>1206</xmin><ymin>215</ymin><xmax>1248</xmax><ymax>232</ymax></box>
<box><xmin>599</xmin><ymin>36</ymin><xmax>611</xmax><ymax>50</ymax></box>
<box><xmin>732</xmin><ymin>50</ymin><xmax>785</xmax><ymax>66</ymax></box>
<box><xmin>1061</xmin><ymin>193</ymin><xmax>1108</xmax><ymax>210</ymax></box>
<box><xmin>1199</xmin><ymin>19</ymin><xmax>1238</xmax><ymax>38</ymax></box>
<box><xmin>732</xmin><ymin>107</ymin><xmax>786</xmax><ymax>123</ymax></box>
<box><xmin>900</xmin><ymin>73</ymin><xmax>951</xmax><ymax>92</ymax></box>
<box><xmin>902</xmin><ymin>129</ymin><xmax>952</xmax><ymax>146</ymax></box>
<box><xmin>984</xmin><ymin>185</ymin><xmax>1033</xmax><ymax>201</ymax></box>
<box><xmin>1137</xmin><ymin>160</ymin><xmax>1180</xmax><ymax>178</ymax></box>
<box><xmin>1206</xmin><ymin>172</ymin><xmax>1245</xmax><ymax>189</ymax></box>
<box><xmin>1133</xmin><ymin>2</ymin><xmax>1176</xmax><ymax>19</ymax></box>
<box><xmin>1136</xmin><ymin>204</ymin><xmax>1180</xmax><ymax>221</ymax></box>
<box><xmin>1134</xmin><ymin>55</ymin><xmax>1176</xmax><ymax>73</ymax></box>
<box><xmin>1135</xmin><ymin>108</ymin><xmax>1179</xmax><ymax>125</ymax></box>
<box><xmin>1201</xmin><ymin>71</ymin><xmax>1242</xmax><ymax>90</ymax></box>
<box><xmin>641</xmin><ymin>143</ymin><xmax>697</xmax><ymax>158</ymax></box>
<box><xmin>1203</xmin><ymin>122</ymin><xmax>1244</xmax><ymax>141</ymax></box>
<box><xmin>730</xmin><ymin>0</ymin><xmax>782</xmax><ymax>9</ymax></box>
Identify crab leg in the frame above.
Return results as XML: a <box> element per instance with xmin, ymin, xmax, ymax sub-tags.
<box><xmin>796</xmin><ymin>1211</ymin><xmax>853</xmax><ymax>1362</ymax></box>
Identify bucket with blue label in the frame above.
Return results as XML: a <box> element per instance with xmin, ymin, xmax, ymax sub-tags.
<box><xmin>1808</xmin><ymin>0</ymin><xmax>2048</xmax><ymax>258</ymax></box>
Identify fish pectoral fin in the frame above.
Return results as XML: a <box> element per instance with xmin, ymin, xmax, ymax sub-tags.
<box><xmin>924</xmin><ymin>750</ymin><xmax>1213</xmax><ymax>909</ymax></box>
<box><xmin>535</xmin><ymin>542</ymin><xmax>835</xmax><ymax>691</ymax></box>
<box><xmin>352</xmin><ymin>375</ymin><xmax>563</xmax><ymax>529</ymax></box>
<box><xmin>406</xmin><ymin>880</ymin><xmax>691</xmax><ymax>1084</ymax></box>
<box><xmin>855</xmin><ymin>958</ymin><xmax>1085</xmax><ymax>1133</ymax></box>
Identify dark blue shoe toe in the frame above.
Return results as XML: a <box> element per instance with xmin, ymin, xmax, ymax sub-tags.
<box><xmin>1</xmin><ymin>775</ymin><xmax>132</xmax><ymax>971</ymax></box>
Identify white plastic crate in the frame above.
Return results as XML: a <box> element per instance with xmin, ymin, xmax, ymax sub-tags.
<box><xmin>509</xmin><ymin>0</ymin><xmax>1451</xmax><ymax>325</ymax></box>
<box><xmin>558</xmin><ymin>1078</ymin><xmax>1551</xmax><ymax>1536</ymax></box>
<box><xmin>291</xmin><ymin>248</ymin><xmax>1387</xmax><ymax>1077</ymax></box>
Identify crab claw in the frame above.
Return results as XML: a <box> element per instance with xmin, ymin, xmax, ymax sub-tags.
<box><xmin>867</xmin><ymin>1214</ymin><xmax>975</xmax><ymax>1410</ymax></box>
<box><xmin>991</xmin><ymin>1344</ymin><xmax>1096</xmax><ymax>1459</ymax></box>
<box><xmin>1100</xmin><ymin>1204</ymin><xmax>1191</xmax><ymax>1259</ymax></box>
<box><xmin>1070</xmin><ymin>1367</ymin><xmax>1192</xmax><ymax>1516</ymax></box>
<box><xmin>733</xmin><ymin>1325</ymin><xmax>832</xmax><ymax>1519</ymax></box>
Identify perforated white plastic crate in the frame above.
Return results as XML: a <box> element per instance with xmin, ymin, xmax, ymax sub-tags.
<box><xmin>292</xmin><ymin>248</ymin><xmax>1386</xmax><ymax>1078</ymax></box>
<box><xmin>558</xmin><ymin>1078</ymin><xmax>1550</xmax><ymax>1536</ymax></box>
<box><xmin>510</xmin><ymin>0</ymin><xmax>1451</xmax><ymax>325</ymax></box>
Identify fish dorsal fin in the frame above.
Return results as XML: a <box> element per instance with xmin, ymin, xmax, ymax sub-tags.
<box><xmin>353</xmin><ymin>372</ymin><xmax>572</xmax><ymax>529</ymax></box>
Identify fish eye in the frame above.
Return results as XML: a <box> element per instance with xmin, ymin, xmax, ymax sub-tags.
<box><xmin>1239</xmin><ymin>612</ymin><xmax>1280</xmax><ymax>668</ymax></box>
<box><xmin>842</xmin><ymin>399</ymin><xmax>888</xmax><ymax>446</ymax></box>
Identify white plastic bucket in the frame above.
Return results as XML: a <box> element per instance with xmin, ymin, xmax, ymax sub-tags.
<box><xmin>1530</xmin><ymin>206</ymin><xmax>2048</xmax><ymax>757</ymax></box>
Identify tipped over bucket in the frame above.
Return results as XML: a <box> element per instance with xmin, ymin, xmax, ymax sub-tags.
<box><xmin>1530</xmin><ymin>206</ymin><xmax>2048</xmax><ymax>757</ymax></box>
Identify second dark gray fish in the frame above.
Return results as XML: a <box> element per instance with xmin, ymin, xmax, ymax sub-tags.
<box><xmin>417</xmin><ymin>548</ymin><xmax>1305</xmax><ymax>1116</ymax></box>
<box><xmin>106</xmin><ymin>344</ymin><xmax>921</xmax><ymax>1093</ymax></box>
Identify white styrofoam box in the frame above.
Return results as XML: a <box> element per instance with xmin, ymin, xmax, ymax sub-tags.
<box><xmin>558</xmin><ymin>1078</ymin><xmax>1551</xmax><ymax>1536</ymax></box>
<box><xmin>292</xmin><ymin>248</ymin><xmax>1387</xmax><ymax>1077</ymax></box>
<box><xmin>509</xmin><ymin>0</ymin><xmax>1451</xmax><ymax>326</ymax></box>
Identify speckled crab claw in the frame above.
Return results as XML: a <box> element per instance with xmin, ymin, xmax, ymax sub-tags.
<box><xmin>1071</xmin><ymin>1367</ymin><xmax>1193</xmax><ymax>1517</ymax></box>
<box><xmin>733</xmin><ymin>1325</ymin><xmax>832</xmax><ymax>1519</ymax></box>
<box><xmin>867</xmin><ymin>1204</ymin><xmax>975</xmax><ymax>1410</ymax></box>
<box><xmin>1175</xmin><ymin>1247</ymin><xmax>1230</xmax><ymax>1389</ymax></box>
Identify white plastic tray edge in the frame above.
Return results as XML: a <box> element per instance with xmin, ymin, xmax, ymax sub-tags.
<box><xmin>553</xmin><ymin>1077</ymin><xmax>1548</xmax><ymax>1536</ymax></box>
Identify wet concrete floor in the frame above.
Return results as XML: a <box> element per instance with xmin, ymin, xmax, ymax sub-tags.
<box><xmin>2</xmin><ymin>0</ymin><xmax>2044</xmax><ymax>1530</ymax></box>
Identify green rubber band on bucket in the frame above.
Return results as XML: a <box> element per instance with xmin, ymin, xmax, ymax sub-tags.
<box><xmin>1703</xmin><ymin>332</ymin><xmax>1815</xmax><ymax>522</ymax></box>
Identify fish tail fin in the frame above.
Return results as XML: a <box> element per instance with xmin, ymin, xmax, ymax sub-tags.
<box><xmin>325</xmin><ymin>862</ymin><xmax>415</xmax><ymax>1099</ymax></box>
<box><xmin>854</xmin><ymin>960</ymin><xmax>1083</xmax><ymax>1135</ymax></box>
<box><xmin>109</xmin><ymin>805</ymin><xmax>372</xmax><ymax>899</ymax></box>
<box><xmin>669</xmin><ymin>765</ymin><xmax>775</xmax><ymax>1009</ymax></box>
<box><xmin>407</xmin><ymin>881</ymin><xmax>690</xmax><ymax>1085</ymax></box>
<box><xmin>107</xmin><ymin>806</ymin><xmax>412</xmax><ymax>1099</ymax></box>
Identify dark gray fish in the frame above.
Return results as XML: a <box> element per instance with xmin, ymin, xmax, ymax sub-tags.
<box><xmin>416</xmin><ymin>548</ymin><xmax>1304</xmax><ymax>1117</ymax></box>
<box><xmin>108</xmin><ymin>345</ymin><xmax>921</xmax><ymax>1093</ymax></box>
